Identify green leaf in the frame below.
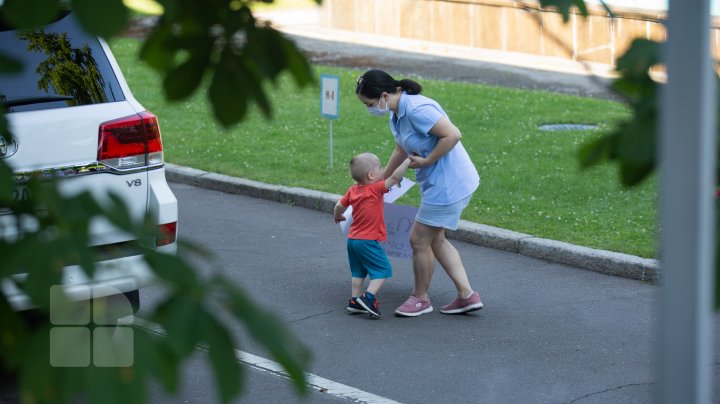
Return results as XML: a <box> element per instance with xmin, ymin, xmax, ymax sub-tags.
<box><xmin>611</xmin><ymin>77</ymin><xmax>650</xmax><ymax>100</ymax></box>
<box><xmin>100</xmin><ymin>192</ymin><xmax>138</xmax><ymax>234</ymax></box>
<box><xmin>50</xmin><ymin>190</ymin><xmax>100</xmax><ymax>222</ymax></box>
<box><xmin>0</xmin><ymin>105</ymin><xmax>12</xmax><ymax>144</ymax></box>
<box><xmin>575</xmin><ymin>0</ymin><xmax>588</xmax><ymax>16</ymax></box>
<box><xmin>87</xmin><ymin>367</ymin><xmax>145</xmax><ymax>404</ymax></box>
<box><xmin>243</xmin><ymin>67</ymin><xmax>273</xmax><ymax>118</ymax></box>
<box><xmin>133</xmin><ymin>327</ymin><xmax>181</xmax><ymax>393</ymax></box>
<box><xmin>279</xmin><ymin>36</ymin><xmax>315</xmax><ymax>87</ymax></box>
<box><xmin>140</xmin><ymin>21</ymin><xmax>175</xmax><ymax>72</ymax></box>
<box><xmin>18</xmin><ymin>326</ymin><xmax>69</xmax><ymax>403</ymax></box>
<box><xmin>577</xmin><ymin>133</ymin><xmax>616</xmax><ymax>169</ymax></box>
<box><xmin>616</xmin><ymin>39</ymin><xmax>661</xmax><ymax>79</ymax></box>
<box><xmin>18</xmin><ymin>326</ymin><xmax>89</xmax><ymax>404</ymax></box>
<box><xmin>153</xmin><ymin>293</ymin><xmax>206</xmax><ymax>357</ymax></box>
<box><xmin>208</xmin><ymin>53</ymin><xmax>249</xmax><ymax>127</ymax></box>
<box><xmin>244</xmin><ymin>26</ymin><xmax>286</xmax><ymax>80</ymax></box>
<box><xmin>143</xmin><ymin>249</ymin><xmax>199</xmax><ymax>288</ymax></box>
<box><xmin>0</xmin><ymin>296</ymin><xmax>30</xmax><ymax>369</ymax></box>
<box><xmin>616</xmin><ymin>106</ymin><xmax>656</xmax><ymax>165</ymax></box>
<box><xmin>19</xmin><ymin>238</ymin><xmax>65</xmax><ymax>307</ymax></box>
<box><xmin>215</xmin><ymin>278</ymin><xmax>310</xmax><ymax>394</ymax></box>
<box><xmin>204</xmin><ymin>315</ymin><xmax>243</xmax><ymax>403</ymax></box>
<box><xmin>2</xmin><ymin>0</ymin><xmax>61</xmax><ymax>30</ymax></box>
<box><xmin>619</xmin><ymin>160</ymin><xmax>654</xmax><ymax>187</ymax></box>
<box><xmin>0</xmin><ymin>51</ymin><xmax>23</xmax><ymax>74</ymax></box>
<box><xmin>538</xmin><ymin>0</ymin><xmax>588</xmax><ymax>22</ymax></box>
<box><xmin>71</xmin><ymin>0</ymin><xmax>129</xmax><ymax>38</ymax></box>
<box><xmin>163</xmin><ymin>43</ymin><xmax>211</xmax><ymax>100</ymax></box>
<box><xmin>0</xmin><ymin>160</ymin><xmax>12</xmax><ymax>202</ymax></box>
<box><xmin>597</xmin><ymin>0</ymin><xmax>615</xmax><ymax>18</ymax></box>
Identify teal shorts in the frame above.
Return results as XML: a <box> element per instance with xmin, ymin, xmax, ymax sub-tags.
<box><xmin>346</xmin><ymin>239</ymin><xmax>392</xmax><ymax>280</ymax></box>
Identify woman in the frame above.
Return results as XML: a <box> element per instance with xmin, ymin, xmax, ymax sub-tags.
<box><xmin>355</xmin><ymin>69</ymin><xmax>483</xmax><ymax>317</ymax></box>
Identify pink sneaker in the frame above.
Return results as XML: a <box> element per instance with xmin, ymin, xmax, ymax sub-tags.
<box><xmin>394</xmin><ymin>294</ymin><xmax>433</xmax><ymax>317</ymax></box>
<box><xmin>440</xmin><ymin>292</ymin><xmax>483</xmax><ymax>314</ymax></box>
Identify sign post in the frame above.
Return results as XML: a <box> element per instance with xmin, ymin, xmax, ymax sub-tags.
<box><xmin>320</xmin><ymin>74</ymin><xmax>339</xmax><ymax>170</ymax></box>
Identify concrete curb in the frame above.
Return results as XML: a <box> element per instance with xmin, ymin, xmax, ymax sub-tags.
<box><xmin>165</xmin><ymin>163</ymin><xmax>659</xmax><ymax>283</ymax></box>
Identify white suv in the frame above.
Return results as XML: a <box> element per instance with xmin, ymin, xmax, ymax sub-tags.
<box><xmin>0</xmin><ymin>12</ymin><xmax>178</xmax><ymax>312</ymax></box>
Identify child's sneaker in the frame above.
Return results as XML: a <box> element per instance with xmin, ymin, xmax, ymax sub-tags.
<box><xmin>357</xmin><ymin>292</ymin><xmax>381</xmax><ymax>317</ymax></box>
<box><xmin>440</xmin><ymin>291</ymin><xmax>483</xmax><ymax>314</ymax></box>
<box><xmin>347</xmin><ymin>297</ymin><xmax>368</xmax><ymax>314</ymax></box>
<box><xmin>394</xmin><ymin>294</ymin><xmax>433</xmax><ymax>317</ymax></box>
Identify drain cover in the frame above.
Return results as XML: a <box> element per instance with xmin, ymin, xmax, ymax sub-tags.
<box><xmin>538</xmin><ymin>124</ymin><xmax>597</xmax><ymax>131</ymax></box>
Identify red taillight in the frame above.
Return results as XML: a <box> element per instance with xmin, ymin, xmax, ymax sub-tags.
<box><xmin>156</xmin><ymin>221</ymin><xmax>177</xmax><ymax>247</ymax></box>
<box><xmin>98</xmin><ymin>111</ymin><xmax>164</xmax><ymax>169</ymax></box>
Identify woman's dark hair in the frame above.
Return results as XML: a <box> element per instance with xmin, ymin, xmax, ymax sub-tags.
<box><xmin>355</xmin><ymin>69</ymin><xmax>422</xmax><ymax>98</ymax></box>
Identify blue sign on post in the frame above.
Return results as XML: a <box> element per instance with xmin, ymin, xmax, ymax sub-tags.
<box><xmin>320</xmin><ymin>74</ymin><xmax>339</xmax><ymax>119</ymax></box>
<box><xmin>320</xmin><ymin>74</ymin><xmax>340</xmax><ymax>169</ymax></box>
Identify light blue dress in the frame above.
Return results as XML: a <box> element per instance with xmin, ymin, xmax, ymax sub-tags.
<box><xmin>389</xmin><ymin>93</ymin><xmax>480</xmax><ymax>206</ymax></box>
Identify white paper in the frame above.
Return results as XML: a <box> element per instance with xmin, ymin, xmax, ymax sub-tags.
<box><xmin>384</xmin><ymin>177</ymin><xmax>415</xmax><ymax>203</ymax></box>
<box><xmin>339</xmin><ymin>205</ymin><xmax>353</xmax><ymax>235</ymax></box>
<box><xmin>339</xmin><ymin>177</ymin><xmax>417</xmax><ymax>259</ymax></box>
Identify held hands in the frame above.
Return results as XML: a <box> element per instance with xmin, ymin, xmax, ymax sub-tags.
<box><xmin>408</xmin><ymin>153</ymin><xmax>430</xmax><ymax>169</ymax></box>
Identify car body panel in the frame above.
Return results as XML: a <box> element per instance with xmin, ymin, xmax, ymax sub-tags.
<box><xmin>0</xmin><ymin>12</ymin><xmax>178</xmax><ymax>311</ymax></box>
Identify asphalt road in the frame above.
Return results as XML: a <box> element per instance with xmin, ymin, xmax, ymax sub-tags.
<box><xmin>0</xmin><ymin>12</ymin><xmax>699</xmax><ymax>403</ymax></box>
<box><xmin>135</xmin><ymin>181</ymin><xmax>712</xmax><ymax>403</ymax></box>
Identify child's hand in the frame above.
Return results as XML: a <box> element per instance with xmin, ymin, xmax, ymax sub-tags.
<box><xmin>334</xmin><ymin>214</ymin><xmax>346</xmax><ymax>223</ymax></box>
<box><xmin>409</xmin><ymin>154</ymin><xmax>428</xmax><ymax>168</ymax></box>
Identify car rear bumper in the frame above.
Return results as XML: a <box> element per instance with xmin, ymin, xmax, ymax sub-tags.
<box><xmin>1</xmin><ymin>248</ymin><xmax>173</xmax><ymax>311</ymax></box>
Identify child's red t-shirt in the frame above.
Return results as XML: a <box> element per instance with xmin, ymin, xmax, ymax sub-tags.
<box><xmin>340</xmin><ymin>181</ymin><xmax>389</xmax><ymax>241</ymax></box>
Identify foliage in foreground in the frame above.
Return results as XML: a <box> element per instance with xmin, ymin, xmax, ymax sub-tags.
<box><xmin>542</xmin><ymin>0</ymin><xmax>720</xmax><ymax>307</ymax></box>
<box><xmin>0</xmin><ymin>0</ymin><xmax>317</xmax><ymax>402</ymax></box>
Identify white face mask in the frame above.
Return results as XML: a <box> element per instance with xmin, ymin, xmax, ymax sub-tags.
<box><xmin>367</xmin><ymin>96</ymin><xmax>388</xmax><ymax>117</ymax></box>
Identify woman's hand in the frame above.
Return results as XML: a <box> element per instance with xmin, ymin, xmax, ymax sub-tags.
<box><xmin>408</xmin><ymin>153</ymin><xmax>430</xmax><ymax>168</ymax></box>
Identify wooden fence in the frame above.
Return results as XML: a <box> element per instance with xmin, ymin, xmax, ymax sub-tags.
<box><xmin>320</xmin><ymin>0</ymin><xmax>720</xmax><ymax>66</ymax></box>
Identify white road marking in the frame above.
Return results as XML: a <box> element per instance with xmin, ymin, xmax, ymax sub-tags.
<box><xmin>236</xmin><ymin>350</ymin><xmax>402</xmax><ymax>404</ymax></box>
<box><xmin>132</xmin><ymin>317</ymin><xmax>402</xmax><ymax>404</ymax></box>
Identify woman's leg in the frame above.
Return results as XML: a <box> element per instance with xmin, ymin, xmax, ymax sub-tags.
<box><xmin>431</xmin><ymin>230</ymin><xmax>474</xmax><ymax>297</ymax></box>
<box><xmin>409</xmin><ymin>221</ymin><xmax>444</xmax><ymax>299</ymax></box>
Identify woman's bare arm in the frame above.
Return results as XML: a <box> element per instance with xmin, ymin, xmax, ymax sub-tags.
<box><xmin>383</xmin><ymin>143</ymin><xmax>409</xmax><ymax>179</ymax></box>
<box><xmin>408</xmin><ymin>116</ymin><xmax>461</xmax><ymax>168</ymax></box>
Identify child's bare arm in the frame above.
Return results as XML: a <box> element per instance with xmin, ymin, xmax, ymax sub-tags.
<box><xmin>334</xmin><ymin>201</ymin><xmax>348</xmax><ymax>223</ymax></box>
<box><xmin>384</xmin><ymin>157</ymin><xmax>412</xmax><ymax>190</ymax></box>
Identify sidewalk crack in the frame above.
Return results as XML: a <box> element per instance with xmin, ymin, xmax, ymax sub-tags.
<box><xmin>566</xmin><ymin>382</ymin><xmax>654</xmax><ymax>403</ymax></box>
<box><xmin>288</xmin><ymin>310</ymin><xmax>335</xmax><ymax>324</ymax></box>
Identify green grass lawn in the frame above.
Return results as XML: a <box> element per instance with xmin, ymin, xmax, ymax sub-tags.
<box><xmin>110</xmin><ymin>38</ymin><xmax>656</xmax><ymax>258</ymax></box>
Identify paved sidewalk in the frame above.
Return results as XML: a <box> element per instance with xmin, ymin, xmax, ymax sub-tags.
<box><xmin>166</xmin><ymin>164</ymin><xmax>658</xmax><ymax>283</ymax></box>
